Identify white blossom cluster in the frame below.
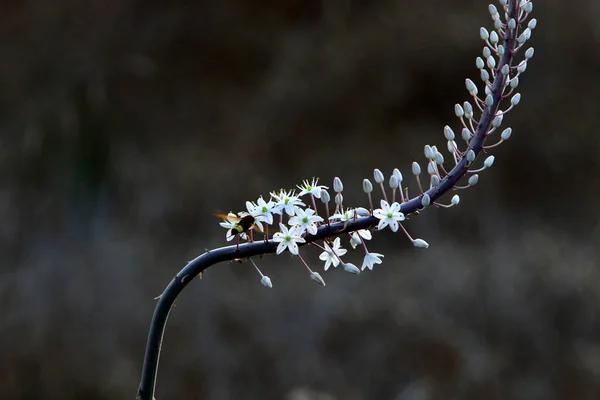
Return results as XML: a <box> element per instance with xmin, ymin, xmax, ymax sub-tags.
<box><xmin>217</xmin><ymin>0</ymin><xmax>535</xmax><ymax>288</ymax></box>
<box><xmin>219</xmin><ymin>175</ymin><xmax>432</xmax><ymax>288</ymax></box>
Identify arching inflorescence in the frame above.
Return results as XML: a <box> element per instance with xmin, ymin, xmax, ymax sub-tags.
<box><xmin>217</xmin><ymin>0</ymin><xmax>537</xmax><ymax>288</ymax></box>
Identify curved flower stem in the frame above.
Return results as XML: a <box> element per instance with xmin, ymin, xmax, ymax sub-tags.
<box><xmin>136</xmin><ymin>1</ymin><xmax>521</xmax><ymax>398</ymax></box>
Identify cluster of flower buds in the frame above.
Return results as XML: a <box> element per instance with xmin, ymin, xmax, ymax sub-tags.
<box><xmin>217</xmin><ymin>0</ymin><xmax>535</xmax><ymax>288</ymax></box>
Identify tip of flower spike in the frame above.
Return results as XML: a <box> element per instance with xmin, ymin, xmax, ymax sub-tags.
<box><xmin>343</xmin><ymin>263</ymin><xmax>360</xmax><ymax>274</ymax></box>
<box><xmin>413</xmin><ymin>239</ymin><xmax>429</xmax><ymax>248</ymax></box>
<box><xmin>261</xmin><ymin>276</ymin><xmax>273</xmax><ymax>288</ymax></box>
<box><xmin>310</xmin><ymin>272</ymin><xmax>326</xmax><ymax>286</ymax></box>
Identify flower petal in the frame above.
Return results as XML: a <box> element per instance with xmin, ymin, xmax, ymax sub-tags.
<box><xmin>276</xmin><ymin>242</ymin><xmax>286</xmax><ymax>254</ymax></box>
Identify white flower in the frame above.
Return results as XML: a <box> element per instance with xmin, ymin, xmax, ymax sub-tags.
<box><xmin>318</xmin><ymin>237</ymin><xmax>348</xmax><ymax>271</ymax></box>
<box><xmin>271</xmin><ymin>189</ymin><xmax>305</xmax><ymax>216</ymax></box>
<box><xmin>218</xmin><ymin>212</ymin><xmax>248</xmax><ymax>241</ymax></box>
<box><xmin>362</xmin><ymin>252</ymin><xmax>384</xmax><ymax>271</ymax></box>
<box><xmin>328</xmin><ymin>208</ymin><xmax>355</xmax><ymax>223</ymax></box>
<box><xmin>297</xmin><ymin>178</ymin><xmax>328</xmax><ymax>199</ymax></box>
<box><xmin>253</xmin><ymin>196</ymin><xmax>277</xmax><ymax>225</ymax></box>
<box><xmin>272</xmin><ymin>223</ymin><xmax>305</xmax><ymax>255</ymax></box>
<box><xmin>349</xmin><ymin>229</ymin><xmax>372</xmax><ymax>249</ymax></box>
<box><xmin>288</xmin><ymin>208</ymin><xmax>324</xmax><ymax>235</ymax></box>
<box><xmin>373</xmin><ymin>200</ymin><xmax>405</xmax><ymax>232</ymax></box>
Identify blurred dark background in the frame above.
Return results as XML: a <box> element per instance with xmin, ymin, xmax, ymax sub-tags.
<box><xmin>1</xmin><ymin>0</ymin><xmax>600</xmax><ymax>399</ymax></box>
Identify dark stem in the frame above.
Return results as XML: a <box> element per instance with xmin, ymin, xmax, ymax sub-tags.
<box><xmin>136</xmin><ymin>1</ymin><xmax>519</xmax><ymax>398</ymax></box>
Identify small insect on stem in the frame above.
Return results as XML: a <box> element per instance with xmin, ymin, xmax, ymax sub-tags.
<box><xmin>214</xmin><ymin>213</ymin><xmax>260</xmax><ymax>252</ymax></box>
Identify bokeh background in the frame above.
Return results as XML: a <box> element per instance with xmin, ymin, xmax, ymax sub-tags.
<box><xmin>1</xmin><ymin>0</ymin><xmax>600</xmax><ymax>399</ymax></box>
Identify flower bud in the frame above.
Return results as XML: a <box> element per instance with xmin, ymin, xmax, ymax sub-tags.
<box><xmin>462</xmin><ymin>128</ymin><xmax>471</xmax><ymax>142</ymax></box>
<box><xmin>528</xmin><ymin>19</ymin><xmax>537</xmax><ymax>30</ymax></box>
<box><xmin>413</xmin><ymin>239</ymin><xmax>429</xmax><ymax>248</ymax></box>
<box><xmin>310</xmin><ymin>271</ymin><xmax>326</xmax><ymax>286</ymax></box>
<box><xmin>412</xmin><ymin>162</ymin><xmax>421</xmax><ymax>176</ymax></box>
<box><xmin>374</xmin><ymin>169</ymin><xmax>384</xmax><ymax>183</ymax></box>
<box><xmin>427</xmin><ymin>162</ymin><xmax>435</xmax><ymax>175</ymax></box>
<box><xmin>479</xmin><ymin>27</ymin><xmax>489</xmax><ymax>41</ymax></box>
<box><xmin>421</xmin><ymin>194</ymin><xmax>431</xmax><ymax>207</ymax></box>
<box><xmin>451</xmin><ymin>195</ymin><xmax>460</xmax><ymax>206</ymax></box>
<box><xmin>465</xmin><ymin>78</ymin><xmax>478</xmax><ymax>95</ymax></box>
<box><xmin>476</xmin><ymin>57</ymin><xmax>484</xmax><ymax>70</ymax></box>
<box><xmin>424</xmin><ymin>145</ymin><xmax>434</xmax><ymax>159</ymax></box>
<box><xmin>355</xmin><ymin>207</ymin><xmax>370</xmax><ymax>217</ymax></box>
<box><xmin>393</xmin><ymin>168</ymin><xmax>403</xmax><ymax>183</ymax></box>
<box><xmin>447</xmin><ymin>140</ymin><xmax>457</xmax><ymax>153</ymax></box>
<box><xmin>389</xmin><ymin>174</ymin><xmax>399</xmax><ymax>189</ymax></box>
<box><xmin>343</xmin><ymin>263</ymin><xmax>360</xmax><ymax>274</ymax></box>
<box><xmin>492</xmin><ymin>114</ymin><xmax>503</xmax><ymax>128</ymax></box>
<box><xmin>481</xmin><ymin>69</ymin><xmax>490</xmax><ymax>82</ymax></box>
<box><xmin>484</xmin><ymin>155</ymin><xmax>495</xmax><ymax>168</ymax></box>
<box><xmin>525</xmin><ymin>47</ymin><xmax>535</xmax><ymax>59</ymax></box>
<box><xmin>335</xmin><ymin>193</ymin><xmax>343</xmax><ymax>205</ymax></box>
<box><xmin>489</xmin><ymin>31</ymin><xmax>499</xmax><ymax>44</ymax></box>
<box><xmin>463</xmin><ymin>101</ymin><xmax>473</xmax><ymax>116</ymax></box>
<box><xmin>333</xmin><ymin>177</ymin><xmax>343</xmax><ymax>193</ymax></box>
<box><xmin>466</xmin><ymin>149</ymin><xmax>476</xmax><ymax>162</ymax></box>
<box><xmin>362</xmin><ymin>179</ymin><xmax>373</xmax><ymax>193</ymax></box>
<box><xmin>511</xmin><ymin>93</ymin><xmax>521</xmax><ymax>106</ymax></box>
<box><xmin>435</xmin><ymin>152</ymin><xmax>444</xmax><ymax>165</ymax></box>
<box><xmin>261</xmin><ymin>275</ymin><xmax>273</xmax><ymax>288</ymax></box>
<box><xmin>320</xmin><ymin>189</ymin><xmax>330</xmax><ymax>203</ymax></box>
<box><xmin>443</xmin><ymin>125</ymin><xmax>455</xmax><ymax>140</ymax></box>
<box><xmin>468</xmin><ymin>174</ymin><xmax>479</xmax><ymax>186</ymax></box>
<box><xmin>501</xmin><ymin>127</ymin><xmax>512</xmax><ymax>140</ymax></box>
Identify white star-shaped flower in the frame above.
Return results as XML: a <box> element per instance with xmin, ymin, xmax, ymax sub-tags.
<box><xmin>297</xmin><ymin>178</ymin><xmax>328</xmax><ymax>199</ymax></box>
<box><xmin>373</xmin><ymin>200</ymin><xmax>405</xmax><ymax>232</ymax></box>
<box><xmin>361</xmin><ymin>252</ymin><xmax>384</xmax><ymax>271</ymax></box>
<box><xmin>253</xmin><ymin>196</ymin><xmax>276</xmax><ymax>225</ymax></box>
<box><xmin>328</xmin><ymin>207</ymin><xmax>355</xmax><ymax>223</ymax></box>
<box><xmin>218</xmin><ymin>212</ymin><xmax>242</xmax><ymax>241</ymax></box>
<box><xmin>271</xmin><ymin>189</ymin><xmax>305</xmax><ymax>216</ymax></box>
<box><xmin>318</xmin><ymin>237</ymin><xmax>348</xmax><ymax>270</ymax></box>
<box><xmin>349</xmin><ymin>229</ymin><xmax>372</xmax><ymax>249</ymax></box>
<box><xmin>272</xmin><ymin>223</ymin><xmax>305</xmax><ymax>255</ymax></box>
<box><xmin>288</xmin><ymin>207</ymin><xmax>324</xmax><ymax>235</ymax></box>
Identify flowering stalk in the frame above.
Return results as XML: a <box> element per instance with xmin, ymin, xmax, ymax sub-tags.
<box><xmin>137</xmin><ymin>1</ymin><xmax>535</xmax><ymax>398</ymax></box>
